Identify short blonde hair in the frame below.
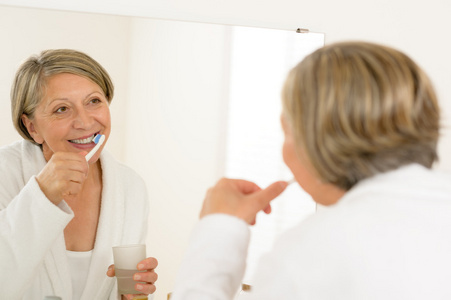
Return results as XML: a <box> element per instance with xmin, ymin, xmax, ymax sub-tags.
<box><xmin>11</xmin><ymin>49</ymin><xmax>114</xmax><ymax>143</ymax></box>
<box><xmin>282</xmin><ymin>41</ymin><xmax>440</xmax><ymax>190</ymax></box>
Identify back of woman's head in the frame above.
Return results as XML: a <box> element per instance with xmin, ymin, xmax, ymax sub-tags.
<box><xmin>282</xmin><ymin>41</ymin><xmax>440</xmax><ymax>190</ymax></box>
<box><xmin>11</xmin><ymin>49</ymin><xmax>114</xmax><ymax>143</ymax></box>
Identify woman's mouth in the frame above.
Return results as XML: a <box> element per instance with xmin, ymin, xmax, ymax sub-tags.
<box><xmin>69</xmin><ymin>134</ymin><xmax>96</xmax><ymax>144</ymax></box>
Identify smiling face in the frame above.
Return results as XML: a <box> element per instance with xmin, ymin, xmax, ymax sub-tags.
<box><xmin>21</xmin><ymin>73</ymin><xmax>111</xmax><ymax>162</ymax></box>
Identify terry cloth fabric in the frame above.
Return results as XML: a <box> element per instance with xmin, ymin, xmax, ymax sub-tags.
<box><xmin>171</xmin><ymin>164</ymin><xmax>451</xmax><ymax>300</ymax></box>
<box><xmin>0</xmin><ymin>140</ymin><xmax>149</xmax><ymax>299</ymax></box>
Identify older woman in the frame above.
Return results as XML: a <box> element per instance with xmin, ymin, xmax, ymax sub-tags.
<box><xmin>171</xmin><ymin>41</ymin><xmax>451</xmax><ymax>299</ymax></box>
<box><xmin>0</xmin><ymin>49</ymin><xmax>157</xmax><ymax>299</ymax></box>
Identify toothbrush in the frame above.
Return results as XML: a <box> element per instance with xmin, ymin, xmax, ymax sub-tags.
<box><xmin>85</xmin><ymin>134</ymin><xmax>105</xmax><ymax>161</ymax></box>
<box><xmin>287</xmin><ymin>178</ymin><xmax>296</xmax><ymax>185</ymax></box>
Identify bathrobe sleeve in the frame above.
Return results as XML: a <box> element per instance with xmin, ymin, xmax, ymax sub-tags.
<box><xmin>170</xmin><ymin>214</ymin><xmax>250</xmax><ymax>300</ymax></box>
<box><xmin>0</xmin><ymin>142</ymin><xmax>74</xmax><ymax>298</ymax></box>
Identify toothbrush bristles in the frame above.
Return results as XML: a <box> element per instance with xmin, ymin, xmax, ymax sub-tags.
<box><xmin>93</xmin><ymin>134</ymin><xmax>102</xmax><ymax>144</ymax></box>
<box><xmin>85</xmin><ymin>134</ymin><xmax>105</xmax><ymax>161</ymax></box>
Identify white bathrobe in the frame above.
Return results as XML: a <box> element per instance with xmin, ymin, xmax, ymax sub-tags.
<box><xmin>0</xmin><ymin>140</ymin><xmax>149</xmax><ymax>299</ymax></box>
<box><xmin>171</xmin><ymin>164</ymin><xmax>451</xmax><ymax>300</ymax></box>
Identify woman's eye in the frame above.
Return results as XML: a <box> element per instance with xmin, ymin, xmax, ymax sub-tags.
<box><xmin>55</xmin><ymin>107</ymin><xmax>68</xmax><ymax>113</ymax></box>
<box><xmin>91</xmin><ymin>98</ymin><xmax>101</xmax><ymax>104</ymax></box>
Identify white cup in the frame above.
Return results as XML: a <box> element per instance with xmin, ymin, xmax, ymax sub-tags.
<box><xmin>113</xmin><ymin>244</ymin><xmax>146</xmax><ymax>295</ymax></box>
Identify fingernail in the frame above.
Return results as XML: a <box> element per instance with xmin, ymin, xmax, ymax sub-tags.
<box><xmin>137</xmin><ymin>264</ymin><xmax>145</xmax><ymax>270</ymax></box>
<box><xmin>134</xmin><ymin>274</ymin><xmax>141</xmax><ymax>280</ymax></box>
<box><xmin>279</xmin><ymin>181</ymin><xmax>289</xmax><ymax>188</ymax></box>
<box><xmin>136</xmin><ymin>284</ymin><xmax>143</xmax><ymax>290</ymax></box>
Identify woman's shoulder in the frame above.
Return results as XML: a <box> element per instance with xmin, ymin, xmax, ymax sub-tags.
<box><xmin>0</xmin><ymin>140</ymin><xmax>31</xmax><ymax>168</ymax></box>
<box><xmin>0</xmin><ymin>140</ymin><xmax>22</xmax><ymax>157</ymax></box>
<box><xmin>0</xmin><ymin>140</ymin><xmax>45</xmax><ymax>170</ymax></box>
<box><xmin>271</xmin><ymin>206</ymin><xmax>354</xmax><ymax>257</ymax></box>
<box><xmin>0</xmin><ymin>141</ymin><xmax>40</xmax><ymax>206</ymax></box>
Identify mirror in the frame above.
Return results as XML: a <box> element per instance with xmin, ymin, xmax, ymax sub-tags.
<box><xmin>0</xmin><ymin>5</ymin><xmax>324</xmax><ymax>299</ymax></box>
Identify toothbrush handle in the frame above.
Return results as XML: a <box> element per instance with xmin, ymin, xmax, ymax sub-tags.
<box><xmin>85</xmin><ymin>142</ymin><xmax>102</xmax><ymax>161</ymax></box>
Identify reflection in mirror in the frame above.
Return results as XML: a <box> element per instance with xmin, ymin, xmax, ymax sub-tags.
<box><xmin>0</xmin><ymin>4</ymin><xmax>324</xmax><ymax>299</ymax></box>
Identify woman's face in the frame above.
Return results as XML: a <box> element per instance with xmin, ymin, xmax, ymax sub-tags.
<box><xmin>281</xmin><ymin>114</ymin><xmax>345</xmax><ymax>205</ymax></box>
<box><xmin>22</xmin><ymin>73</ymin><xmax>111</xmax><ymax>162</ymax></box>
<box><xmin>281</xmin><ymin>115</ymin><xmax>317</xmax><ymax>195</ymax></box>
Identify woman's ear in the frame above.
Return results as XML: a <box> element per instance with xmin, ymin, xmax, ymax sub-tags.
<box><xmin>21</xmin><ymin>114</ymin><xmax>44</xmax><ymax>144</ymax></box>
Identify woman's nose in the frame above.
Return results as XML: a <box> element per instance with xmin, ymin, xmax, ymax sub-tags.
<box><xmin>73</xmin><ymin>109</ymin><xmax>94</xmax><ymax>129</ymax></box>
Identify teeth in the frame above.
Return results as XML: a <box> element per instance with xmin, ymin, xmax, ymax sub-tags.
<box><xmin>70</xmin><ymin>134</ymin><xmax>95</xmax><ymax>144</ymax></box>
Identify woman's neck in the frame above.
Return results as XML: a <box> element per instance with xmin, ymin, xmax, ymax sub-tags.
<box><xmin>311</xmin><ymin>182</ymin><xmax>346</xmax><ymax>206</ymax></box>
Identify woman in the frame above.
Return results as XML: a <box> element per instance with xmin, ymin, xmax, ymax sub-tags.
<box><xmin>0</xmin><ymin>49</ymin><xmax>157</xmax><ymax>299</ymax></box>
<box><xmin>171</xmin><ymin>41</ymin><xmax>451</xmax><ymax>299</ymax></box>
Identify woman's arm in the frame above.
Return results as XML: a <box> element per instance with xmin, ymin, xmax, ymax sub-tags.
<box><xmin>170</xmin><ymin>178</ymin><xmax>287</xmax><ymax>300</ymax></box>
<box><xmin>170</xmin><ymin>214</ymin><xmax>250</xmax><ymax>300</ymax></box>
<box><xmin>0</xmin><ymin>177</ymin><xmax>73</xmax><ymax>298</ymax></box>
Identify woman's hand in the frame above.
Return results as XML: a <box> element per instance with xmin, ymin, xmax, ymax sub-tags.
<box><xmin>35</xmin><ymin>151</ymin><xmax>89</xmax><ymax>204</ymax></box>
<box><xmin>107</xmin><ymin>257</ymin><xmax>159</xmax><ymax>299</ymax></box>
<box><xmin>200</xmin><ymin>178</ymin><xmax>289</xmax><ymax>225</ymax></box>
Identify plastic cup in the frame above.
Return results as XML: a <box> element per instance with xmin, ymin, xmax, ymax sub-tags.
<box><xmin>113</xmin><ymin>244</ymin><xmax>146</xmax><ymax>295</ymax></box>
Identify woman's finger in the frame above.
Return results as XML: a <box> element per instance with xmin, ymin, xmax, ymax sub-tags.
<box><xmin>134</xmin><ymin>270</ymin><xmax>158</xmax><ymax>284</ymax></box>
<box><xmin>106</xmin><ymin>264</ymin><xmax>115</xmax><ymax>277</ymax></box>
<box><xmin>134</xmin><ymin>282</ymin><xmax>157</xmax><ymax>294</ymax></box>
<box><xmin>228</xmin><ymin>178</ymin><xmax>262</xmax><ymax>194</ymax></box>
<box><xmin>247</xmin><ymin>181</ymin><xmax>288</xmax><ymax>212</ymax></box>
<box><xmin>137</xmin><ymin>257</ymin><xmax>158</xmax><ymax>271</ymax></box>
